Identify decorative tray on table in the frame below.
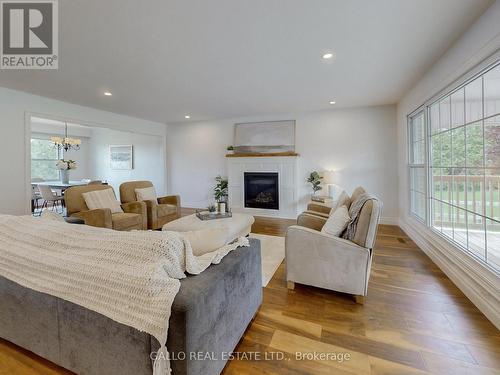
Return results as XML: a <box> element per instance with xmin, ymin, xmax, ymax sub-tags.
<box><xmin>195</xmin><ymin>209</ymin><xmax>233</xmax><ymax>221</ymax></box>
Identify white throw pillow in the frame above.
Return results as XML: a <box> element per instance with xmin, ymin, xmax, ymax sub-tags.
<box><xmin>135</xmin><ymin>187</ymin><xmax>157</xmax><ymax>202</ymax></box>
<box><xmin>329</xmin><ymin>190</ymin><xmax>350</xmax><ymax>215</ymax></box>
<box><xmin>322</xmin><ymin>205</ymin><xmax>350</xmax><ymax>237</ymax></box>
<box><xmin>181</xmin><ymin>228</ymin><xmax>228</xmax><ymax>256</ymax></box>
<box><xmin>82</xmin><ymin>189</ymin><xmax>123</xmax><ymax>214</ymax></box>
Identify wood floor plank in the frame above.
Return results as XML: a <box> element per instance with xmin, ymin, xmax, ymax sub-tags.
<box><xmin>421</xmin><ymin>351</ymin><xmax>500</xmax><ymax>375</ymax></box>
<box><xmin>321</xmin><ymin>329</ymin><xmax>428</xmax><ymax>370</ymax></box>
<box><xmin>269</xmin><ymin>330</ymin><xmax>371</xmax><ymax>375</ymax></box>
<box><xmin>368</xmin><ymin>356</ymin><xmax>432</xmax><ymax>375</ymax></box>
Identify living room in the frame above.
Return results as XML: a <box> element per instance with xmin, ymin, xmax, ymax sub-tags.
<box><xmin>0</xmin><ymin>1</ymin><xmax>499</xmax><ymax>375</ymax></box>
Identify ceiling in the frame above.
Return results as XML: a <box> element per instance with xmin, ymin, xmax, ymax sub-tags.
<box><xmin>0</xmin><ymin>0</ymin><xmax>493</xmax><ymax>124</ymax></box>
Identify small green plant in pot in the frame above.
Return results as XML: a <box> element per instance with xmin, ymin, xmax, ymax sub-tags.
<box><xmin>207</xmin><ymin>204</ymin><xmax>216</xmax><ymax>213</ymax></box>
<box><xmin>214</xmin><ymin>175</ymin><xmax>229</xmax><ymax>212</ymax></box>
<box><xmin>307</xmin><ymin>171</ymin><xmax>323</xmax><ymax>195</ymax></box>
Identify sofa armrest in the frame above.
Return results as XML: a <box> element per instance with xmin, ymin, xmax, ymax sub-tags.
<box><xmin>287</xmin><ymin>225</ymin><xmax>369</xmax><ymax>254</ymax></box>
<box><xmin>73</xmin><ymin>209</ymin><xmax>112</xmax><ymax>229</ymax></box>
<box><xmin>306</xmin><ymin>203</ymin><xmax>332</xmax><ymax>215</ymax></box>
<box><xmin>158</xmin><ymin>195</ymin><xmax>181</xmax><ymax>219</ymax></box>
<box><xmin>158</xmin><ymin>195</ymin><xmax>181</xmax><ymax>208</ymax></box>
<box><xmin>302</xmin><ymin>210</ymin><xmax>330</xmax><ymax>219</ymax></box>
<box><xmin>297</xmin><ymin>212</ymin><xmax>327</xmax><ymax>231</ymax></box>
<box><xmin>285</xmin><ymin>225</ymin><xmax>372</xmax><ymax>295</ymax></box>
<box><xmin>122</xmin><ymin>201</ymin><xmax>147</xmax><ymax>230</ymax></box>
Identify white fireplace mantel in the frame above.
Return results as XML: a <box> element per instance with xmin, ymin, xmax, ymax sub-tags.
<box><xmin>227</xmin><ymin>155</ymin><xmax>298</xmax><ymax>219</ymax></box>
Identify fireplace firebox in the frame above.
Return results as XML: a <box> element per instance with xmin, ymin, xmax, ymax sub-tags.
<box><xmin>244</xmin><ymin>172</ymin><xmax>279</xmax><ymax>210</ymax></box>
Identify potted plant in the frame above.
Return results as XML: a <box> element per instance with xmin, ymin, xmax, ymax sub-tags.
<box><xmin>214</xmin><ymin>175</ymin><xmax>228</xmax><ymax>212</ymax></box>
<box><xmin>226</xmin><ymin>145</ymin><xmax>235</xmax><ymax>154</ymax></box>
<box><xmin>307</xmin><ymin>171</ymin><xmax>323</xmax><ymax>196</ymax></box>
<box><xmin>56</xmin><ymin>159</ymin><xmax>77</xmax><ymax>184</ymax></box>
<box><xmin>207</xmin><ymin>204</ymin><xmax>217</xmax><ymax>215</ymax></box>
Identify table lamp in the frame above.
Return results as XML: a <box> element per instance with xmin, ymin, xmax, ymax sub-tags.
<box><xmin>323</xmin><ymin>170</ymin><xmax>342</xmax><ymax>199</ymax></box>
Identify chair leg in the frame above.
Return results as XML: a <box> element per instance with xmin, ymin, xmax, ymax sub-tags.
<box><xmin>38</xmin><ymin>201</ymin><xmax>47</xmax><ymax>216</ymax></box>
<box><xmin>287</xmin><ymin>281</ymin><xmax>295</xmax><ymax>290</ymax></box>
<box><xmin>354</xmin><ymin>295</ymin><xmax>365</xmax><ymax>305</ymax></box>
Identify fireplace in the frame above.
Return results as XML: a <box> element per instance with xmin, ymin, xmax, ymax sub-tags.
<box><xmin>244</xmin><ymin>172</ymin><xmax>279</xmax><ymax>210</ymax></box>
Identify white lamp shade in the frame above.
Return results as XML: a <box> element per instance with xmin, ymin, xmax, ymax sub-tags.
<box><xmin>323</xmin><ymin>170</ymin><xmax>336</xmax><ymax>184</ymax></box>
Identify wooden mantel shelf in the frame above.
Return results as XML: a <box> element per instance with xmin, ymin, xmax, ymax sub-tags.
<box><xmin>226</xmin><ymin>152</ymin><xmax>299</xmax><ymax>158</ymax></box>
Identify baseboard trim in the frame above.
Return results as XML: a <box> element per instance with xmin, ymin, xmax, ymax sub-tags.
<box><xmin>380</xmin><ymin>217</ymin><xmax>399</xmax><ymax>225</ymax></box>
<box><xmin>400</xmin><ymin>217</ymin><xmax>500</xmax><ymax>330</ymax></box>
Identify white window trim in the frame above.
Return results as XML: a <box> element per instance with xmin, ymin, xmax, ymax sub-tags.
<box><xmin>407</xmin><ymin>51</ymin><xmax>500</xmax><ymax>276</ymax></box>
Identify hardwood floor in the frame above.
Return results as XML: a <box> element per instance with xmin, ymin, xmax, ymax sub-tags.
<box><xmin>1</xmin><ymin>214</ymin><xmax>499</xmax><ymax>375</ymax></box>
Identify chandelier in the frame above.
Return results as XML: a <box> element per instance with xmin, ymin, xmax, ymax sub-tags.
<box><xmin>50</xmin><ymin>122</ymin><xmax>81</xmax><ymax>152</ymax></box>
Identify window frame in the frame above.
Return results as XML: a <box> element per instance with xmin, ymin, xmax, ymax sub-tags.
<box><xmin>30</xmin><ymin>136</ymin><xmax>62</xmax><ymax>181</ymax></box>
<box><xmin>407</xmin><ymin>53</ymin><xmax>500</xmax><ymax>275</ymax></box>
<box><xmin>407</xmin><ymin>110</ymin><xmax>427</xmax><ymax>224</ymax></box>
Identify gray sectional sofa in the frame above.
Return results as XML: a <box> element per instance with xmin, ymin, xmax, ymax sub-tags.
<box><xmin>0</xmin><ymin>238</ymin><xmax>262</xmax><ymax>375</ymax></box>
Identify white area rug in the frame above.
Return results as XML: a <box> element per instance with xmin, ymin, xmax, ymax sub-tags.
<box><xmin>249</xmin><ymin>233</ymin><xmax>285</xmax><ymax>287</ymax></box>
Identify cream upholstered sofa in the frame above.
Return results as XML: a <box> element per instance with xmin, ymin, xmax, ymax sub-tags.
<box><xmin>119</xmin><ymin>181</ymin><xmax>180</xmax><ymax>230</ymax></box>
<box><xmin>285</xmin><ymin>187</ymin><xmax>381</xmax><ymax>304</ymax></box>
<box><xmin>65</xmin><ymin>185</ymin><xmax>147</xmax><ymax>231</ymax></box>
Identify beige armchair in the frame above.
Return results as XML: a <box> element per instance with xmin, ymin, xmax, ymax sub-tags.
<box><xmin>286</xmin><ymin>187</ymin><xmax>381</xmax><ymax>304</ymax></box>
<box><xmin>65</xmin><ymin>185</ymin><xmax>147</xmax><ymax>231</ymax></box>
<box><xmin>119</xmin><ymin>181</ymin><xmax>180</xmax><ymax>230</ymax></box>
<box><xmin>305</xmin><ymin>189</ymin><xmax>352</xmax><ymax>219</ymax></box>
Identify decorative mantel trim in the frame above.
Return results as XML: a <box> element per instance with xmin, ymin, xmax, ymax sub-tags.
<box><xmin>226</xmin><ymin>152</ymin><xmax>299</xmax><ymax>158</ymax></box>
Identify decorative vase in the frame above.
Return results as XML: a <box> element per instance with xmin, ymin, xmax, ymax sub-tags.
<box><xmin>60</xmin><ymin>169</ymin><xmax>70</xmax><ymax>184</ymax></box>
<box><xmin>218</xmin><ymin>202</ymin><xmax>226</xmax><ymax>213</ymax></box>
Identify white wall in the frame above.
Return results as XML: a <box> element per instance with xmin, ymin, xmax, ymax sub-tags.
<box><xmin>89</xmin><ymin>127</ymin><xmax>165</xmax><ymax>195</ymax></box>
<box><xmin>0</xmin><ymin>87</ymin><xmax>167</xmax><ymax>215</ymax></box>
<box><xmin>396</xmin><ymin>1</ymin><xmax>500</xmax><ymax>328</ymax></box>
<box><xmin>166</xmin><ymin>105</ymin><xmax>398</xmax><ymax>223</ymax></box>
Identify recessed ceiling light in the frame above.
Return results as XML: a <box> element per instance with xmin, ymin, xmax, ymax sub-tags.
<box><xmin>104</xmin><ymin>91</ymin><xmax>112</xmax><ymax>96</ymax></box>
<box><xmin>322</xmin><ymin>53</ymin><xmax>334</xmax><ymax>59</ymax></box>
<box><xmin>185</xmin><ymin>115</ymin><xmax>190</xmax><ymax>119</ymax></box>
<box><xmin>329</xmin><ymin>101</ymin><xmax>336</xmax><ymax>105</ymax></box>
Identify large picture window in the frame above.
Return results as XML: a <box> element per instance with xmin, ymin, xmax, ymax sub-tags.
<box><xmin>409</xmin><ymin>60</ymin><xmax>500</xmax><ymax>273</ymax></box>
<box><xmin>31</xmin><ymin>138</ymin><xmax>61</xmax><ymax>181</ymax></box>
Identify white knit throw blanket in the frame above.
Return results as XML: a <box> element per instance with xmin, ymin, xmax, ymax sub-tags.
<box><xmin>0</xmin><ymin>214</ymin><xmax>249</xmax><ymax>375</ymax></box>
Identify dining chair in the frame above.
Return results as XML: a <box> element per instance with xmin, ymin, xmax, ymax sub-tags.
<box><xmin>30</xmin><ymin>178</ymin><xmax>45</xmax><ymax>215</ymax></box>
<box><xmin>37</xmin><ymin>184</ymin><xmax>65</xmax><ymax>215</ymax></box>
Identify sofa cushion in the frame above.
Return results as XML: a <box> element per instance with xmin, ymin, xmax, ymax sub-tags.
<box><xmin>321</xmin><ymin>205</ymin><xmax>350</xmax><ymax>237</ymax></box>
<box><xmin>329</xmin><ymin>190</ymin><xmax>351</xmax><ymax>215</ymax></box>
<box><xmin>65</xmin><ymin>185</ymin><xmax>112</xmax><ymax>216</ymax></box>
<box><xmin>352</xmin><ymin>200</ymin><xmax>375</xmax><ymax>248</ymax></box>
<box><xmin>181</xmin><ymin>228</ymin><xmax>229</xmax><ymax>256</ymax></box>
<box><xmin>350</xmin><ymin>187</ymin><xmax>366</xmax><ymax>205</ymax></box>
<box><xmin>120</xmin><ymin>181</ymin><xmax>153</xmax><ymax>204</ymax></box>
<box><xmin>83</xmin><ymin>189</ymin><xmax>123</xmax><ymax>214</ymax></box>
<box><xmin>157</xmin><ymin>204</ymin><xmax>177</xmax><ymax>217</ymax></box>
<box><xmin>111</xmin><ymin>212</ymin><xmax>142</xmax><ymax>230</ymax></box>
<box><xmin>135</xmin><ymin>186</ymin><xmax>157</xmax><ymax>202</ymax></box>
<box><xmin>163</xmin><ymin>213</ymin><xmax>254</xmax><ymax>243</ymax></box>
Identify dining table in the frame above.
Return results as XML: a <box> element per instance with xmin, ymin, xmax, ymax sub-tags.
<box><xmin>31</xmin><ymin>180</ymin><xmax>89</xmax><ymax>192</ymax></box>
